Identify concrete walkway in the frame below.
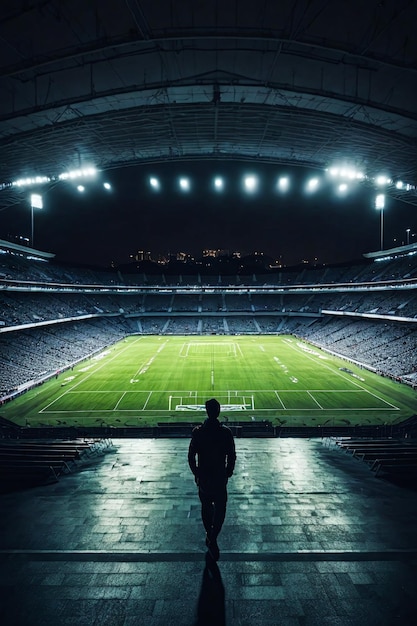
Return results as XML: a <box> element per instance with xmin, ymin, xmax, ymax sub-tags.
<box><xmin>0</xmin><ymin>438</ymin><xmax>417</xmax><ymax>625</ymax></box>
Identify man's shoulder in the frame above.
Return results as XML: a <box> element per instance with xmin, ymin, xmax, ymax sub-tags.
<box><xmin>191</xmin><ymin>420</ymin><xmax>233</xmax><ymax>437</ymax></box>
<box><xmin>220</xmin><ymin>423</ymin><xmax>233</xmax><ymax>437</ymax></box>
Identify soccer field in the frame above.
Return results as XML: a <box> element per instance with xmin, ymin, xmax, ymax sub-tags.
<box><xmin>3</xmin><ymin>335</ymin><xmax>417</xmax><ymax>428</ymax></box>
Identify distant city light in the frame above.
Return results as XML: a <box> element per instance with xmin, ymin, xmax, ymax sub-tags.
<box><xmin>214</xmin><ymin>177</ymin><xmax>224</xmax><ymax>191</ymax></box>
<box><xmin>306</xmin><ymin>178</ymin><xmax>319</xmax><ymax>192</ymax></box>
<box><xmin>179</xmin><ymin>177</ymin><xmax>190</xmax><ymax>191</ymax></box>
<box><xmin>149</xmin><ymin>177</ymin><xmax>160</xmax><ymax>190</ymax></box>
<box><xmin>30</xmin><ymin>194</ymin><xmax>43</xmax><ymax>209</ymax></box>
<box><xmin>77</xmin><ymin>185</ymin><xmax>85</xmax><ymax>193</ymax></box>
<box><xmin>243</xmin><ymin>175</ymin><xmax>258</xmax><ymax>193</ymax></box>
<box><xmin>375</xmin><ymin>194</ymin><xmax>385</xmax><ymax>210</ymax></box>
<box><xmin>277</xmin><ymin>177</ymin><xmax>289</xmax><ymax>192</ymax></box>
<box><xmin>103</xmin><ymin>182</ymin><xmax>111</xmax><ymax>190</ymax></box>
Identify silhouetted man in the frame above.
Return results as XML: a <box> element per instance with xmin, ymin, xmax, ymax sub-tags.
<box><xmin>188</xmin><ymin>398</ymin><xmax>236</xmax><ymax>561</ymax></box>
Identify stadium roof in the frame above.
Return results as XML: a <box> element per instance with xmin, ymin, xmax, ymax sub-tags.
<box><xmin>1</xmin><ymin>0</ymin><xmax>417</xmax><ymax>207</ymax></box>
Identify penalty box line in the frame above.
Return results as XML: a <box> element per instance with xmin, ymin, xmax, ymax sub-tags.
<box><xmin>179</xmin><ymin>342</ymin><xmax>240</xmax><ymax>358</ymax></box>
<box><xmin>169</xmin><ymin>391</ymin><xmax>254</xmax><ymax>411</ymax></box>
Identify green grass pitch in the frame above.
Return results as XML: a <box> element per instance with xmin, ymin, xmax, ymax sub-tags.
<box><xmin>3</xmin><ymin>335</ymin><xmax>417</xmax><ymax>428</ymax></box>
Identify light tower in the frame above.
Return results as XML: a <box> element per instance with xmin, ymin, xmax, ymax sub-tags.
<box><xmin>30</xmin><ymin>193</ymin><xmax>43</xmax><ymax>247</ymax></box>
<box><xmin>375</xmin><ymin>194</ymin><xmax>385</xmax><ymax>250</ymax></box>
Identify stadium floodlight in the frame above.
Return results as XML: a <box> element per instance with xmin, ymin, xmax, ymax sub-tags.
<box><xmin>82</xmin><ymin>167</ymin><xmax>97</xmax><ymax>177</ymax></box>
<box><xmin>103</xmin><ymin>182</ymin><xmax>111</xmax><ymax>190</ymax></box>
<box><xmin>306</xmin><ymin>178</ymin><xmax>319</xmax><ymax>192</ymax></box>
<box><xmin>59</xmin><ymin>167</ymin><xmax>97</xmax><ymax>181</ymax></box>
<box><xmin>77</xmin><ymin>185</ymin><xmax>85</xmax><ymax>192</ymax></box>
<box><xmin>327</xmin><ymin>165</ymin><xmax>365</xmax><ymax>181</ymax></box>
<box><xmin>243</xmin><ymin>175</ymin><xmax>258</xmax><ymax>193</ymax></box>
<box><xmin>29</xmin><ymin>194</ymin><xmax>43</xmax><ymax>248</ymax></box>
<box><xmin>375</xmin><ymin>194</ymin><xmax>385</xmax><ymax>250</ymax></box>
<box><xmin>12</xmin><ymin>176</ymin><xmax>50</xmax><ymax>187</ymax></box>
<box><xmin>179</xmin><ymin>177</ymin><xmax>190</xmax><ymax>191</ymax></box>
<box><xmin>149</xmin><ymin>177</ymin><xmax>160</xmax><ymax>190</ymax></box>
<box><xmin>375</xmin><ymin>175</ymin><xmax>391</xmax><ymax>186</ymax></box>
<box><xmin>395</xmin><ymin>181</ymin><xmax>404</xmax><ymax>189</ymax></box>
<box><xmin>277</xmin><ymin>176</ymin><xmax>289</xmax><ymax>192</ymax></box>
<box><xmin>214</xmin><ymin>177</ymin><xmax>224</xmax><ymax>191</ymax></box>
<box><xmin>30</xmin><ymin>194</ymin><xmax>43</xmax><ymax>209</ymax></box>
<box><xmin>375</xmin><ymin>194</ymin><xmax>385</xmax><ymax>210</ymax></box>
<box><xmin>338</xmin><ymin>183</ymin><xmax>348</xmax><ymax>193</ymax></box>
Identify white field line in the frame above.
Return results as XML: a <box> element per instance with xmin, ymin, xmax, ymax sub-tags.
<box><xmin>282</xmin><ymin>339</ymin><xmax>400</xmax><ymax>410</ymax></box>
<box><xmin>113</xmin><ymin>392</ymin><xmax>127</xmax><ymax>410</ymax></box>
<box><xmin>307</xmin><ymin>391</ymin><xmax>324</xmax><ymax>410</ymax></box>
<box><xmin>142</xmin><ymin>391</ymin><xmax>152</xmax><ymax>410</ymax></box>
<box><xmin>180</xmin><ymin>341</ymin><xmax>241</xmax><ymax>357</ymax></box>
<box><xmin>58</xmin><ymin>387</ymin><xmax>399</xmax><ymax>396</ymax></box>
<box><xmin>274</xmin><ymin>391</ymin><xmax>286</xmax><ymax>409</ymax></box>
<box><xmin>39</xmin><ymin>337</ymin><xmax>144</xmax><ymax>413</ymax></box>
<box><xmin>132</xmin><ymin>339</ymin><xmax>169</xmax><ymax>378</ymax></box>
<box><xmin>41</xmin><ymin>407</ymin><xmax>393</xmax><ymax>414</ymax></box>
<box><xmin>179</xmin><ymin>343</ymin><xmax>189</xmax><ymax>357</ymax></box>
<box><xmin>63</xmin><ymin>388</ymin><xmax>374</xmax><ymax>394</ymax></box>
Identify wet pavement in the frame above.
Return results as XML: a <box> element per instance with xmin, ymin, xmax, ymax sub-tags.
<box><xmin>0</xmin><ymin>437</ymin><xmax>417</xmax><ymax>625</ymax></box>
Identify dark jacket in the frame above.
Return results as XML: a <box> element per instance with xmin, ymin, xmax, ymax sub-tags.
<box><xmin>188</xmin><ymin>418</ymin><xmax>236</xmax><ymax>493</ymax></box>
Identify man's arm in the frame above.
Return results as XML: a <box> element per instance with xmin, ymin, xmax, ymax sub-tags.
<box><xmin>188</xmin><ymin>436</ymin><xmax>199</xmax><ymax>481</ymax></box>
<box><xmin>226</xmin><ymin>430</ymin><xmax>236</xmax><ymax>477</ymax></box>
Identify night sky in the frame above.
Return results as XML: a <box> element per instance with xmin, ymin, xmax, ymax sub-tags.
<box><xmin>1</xmin><ymin>161</ymin><xmax>415</xmax><ymax>269</ymax></box>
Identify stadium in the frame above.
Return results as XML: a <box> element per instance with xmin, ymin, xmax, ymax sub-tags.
<box><xmin>1</xmin><ymin>2</ymin><xmax>417</xmax><ymax>625</ymax></box>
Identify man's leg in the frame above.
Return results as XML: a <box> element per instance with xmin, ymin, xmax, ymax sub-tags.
<box><xmin>199</xmin><ymin>488</ymin><xmax>215</xmax><ymax>535</ymax></box>
<box><xmin>212</xmin><ymin>489</ymin><xmax>228</xmax><ymax>540</ymax></box>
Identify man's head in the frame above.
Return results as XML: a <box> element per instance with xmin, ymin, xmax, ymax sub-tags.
<box><xmin>205</xmin><ymin>398</ymin><xmax>220</xmax><ymax>420</ymax></box>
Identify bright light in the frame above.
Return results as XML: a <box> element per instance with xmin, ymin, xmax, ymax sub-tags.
<box><xmin>375</xmin><ymin>175</ymin><xmax>391</xmax><ymax>186</ymax></box>
<box><xmin>13</xmin><ymin>176</ymin><xmax>50</xmax><ymax>187</ymax></box>
<box><xmin>339</xmin><ymin>168</ymin><xmax>354</xmax><ymax>179</ymax></box>
<box><xmin>179</xmin><ymin>177</ymin><xmax>190</xmax><ymax>191</ymax></box>
<box><xmin>395</xmin><ymin>181</ymin><xmax>404</xmax><ymax>189</ymax></box>
<box><xmin>103</xmin><ymin>182</ymin><xmax>111</xmax><ymax>190</ymax></box>
<box><xmin>214</xmin><ymin>177</ymin><xmax>224</xmax><ymax>191</ymax></box>
<box><xmin>277</xmin><ymin>177</ymin><xmax>289</xmax><ymax>192</ymax></box>
<box><xmin>30</xmin><ymin>194</ymin><xmax>43</xmax><ymax>209</ymax></box>
<box><xmin>306</xmin><ymin>178</ymin><xmax>319</xmax><ymax>192</ymax></box>
<box><xmin>375</xmin><ymin>194</ymin><xmax>385</xmax><ymax>210</ymax></box>
<box><xmin>59</xmin><ymin>167</ymin><xmax>97</xmax><ymax>181</ymax></box>
<box><xmin>77</xmin><ymin>185</ymin><xmax>85</xmax><ymax>193</ymax></box>
<box><xmin>327</xmin><ymin>166</ymin><xmax>365</xmax><ymax>181</ymax></box>
<box><xmin>338</xmin><ymin>183</ymin><xmax>348</xmax><ymax>193</ymax></box>
<box><xmin>243</xmin><ymin>175</ymin><xmax>258</xmax><ymax>193</ymax></box>
<box><xmin>149</xmin><ymin>177</ymin><xmax>160</xmax><ymax>190</ymax></box>
<box><xmin>82</xmin><ymin>167</ymin><xmax>97</xmax><ymax>177</ymax></box>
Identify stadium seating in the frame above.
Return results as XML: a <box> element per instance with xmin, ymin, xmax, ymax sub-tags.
<box><xmin>1</xmin><ymin>247</ymin><xmax>417</xmax><ymax>401</ymax></box>
<box><xmin>0</xmin><ymin>438</ymin><xmax>114</xmax><ymax>491</ymax></box>
<box><xmin>330</xmin><ymin>437</ymin><xmax>417</xmax><ymax>480</ymax></box>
